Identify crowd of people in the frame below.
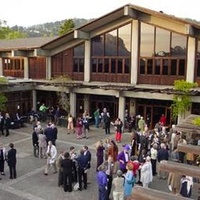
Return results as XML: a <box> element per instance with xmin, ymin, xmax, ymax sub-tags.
<box><xmin>0</xmin><ymin>104</ymin><xmax>199</xmax><ymax>199</ymax></box>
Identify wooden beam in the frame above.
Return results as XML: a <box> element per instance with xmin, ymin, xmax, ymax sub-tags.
<box><xmin>159</xmin><ymin>160</ymin><xmax>200</xmax><ymax>179</ymax></box>
<box><xmin>131</xmin><ymin>186</ymin><xmax>193</xmax><ymax>200</ymax></box>
<box><xmin>177</xmin><ymin>144</ymin><xmax>200</xmax><ymax>155</ymax></box>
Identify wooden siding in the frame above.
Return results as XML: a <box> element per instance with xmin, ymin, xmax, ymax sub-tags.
<box><xmin>138</xmin><ymin>74</ymin><xmax>185</xmax><ymax>85</ymax></box>
<box><xmin>52</xmin><ymin>49</ymin><xmax>84</xmax><ymax>81</ymax></box>
<box><xmin>3</xmin><ymin>70</ymin><xmax>24</xmax><ymax>78</ymax></box>
<box><xmin>29</xmin><ymin>57</ymin><xmax>46</xmax><ymax>79</ymax></box>
<box><xmin>91</xmin><ymin>73</ymin><xmax>130</xmax><ymax>83</ymax></box>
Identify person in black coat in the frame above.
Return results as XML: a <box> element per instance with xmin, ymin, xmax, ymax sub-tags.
<box><xmin>4</xmin><ymin>113</ymin><xmax>11</xmax><ymax>137</ymax></box>
<box><xmin>7</xmin><ymin>143</ymin><xmax>17</xmax><ymax>179</ymax></box>
<box><xmin>44</xmin><ymin>123</ymin><xmax>54</xmax><ymax>145</ymax></box>
<box><xmin>61</xmin><ymin>152</ymin><xmax>73</xmax><ymax>192</ymax></box>
<box><xmin>32</xmin><ymin>128</ymin><xmax>39</xmax><ymax>157</ymax></box>
<box><xmin>76</xmin><ymin>149</ymin><xmax>88</xmax><ymax>191</ymax></box>
<box><xmin>0</xmin><ymin>112</ymin><xmax>4</xmax><ymax>135</ymax></box>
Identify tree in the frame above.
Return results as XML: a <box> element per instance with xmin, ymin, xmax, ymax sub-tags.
<box><xmin>0</xmin><ymin>20</ymin><xmax>26</xmax><ymax>39</ymax></box>
<box><xmin>50</xmin><ymin>75</ymin><xmax>72</xmax><ymax>114</ymax></box>
<box><xmin>171</xmin><ymin>80</ymin><xmax>198</xmax><ymax>120</ymax></box>
<box><xmin>58</xmin><ymin>19</ymin><xmax>75</xmax><ymax>36</ymax></box>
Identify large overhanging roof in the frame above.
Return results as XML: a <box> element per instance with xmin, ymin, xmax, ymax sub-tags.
<box><xmin>41</xmin><ymin>4</ymin><xmax>200</xmax><ymax>50</ymax></box>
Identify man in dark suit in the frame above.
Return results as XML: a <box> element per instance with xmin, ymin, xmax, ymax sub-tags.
<box><xmin>61</xmin><ymin>152</ymin><xmax>73</xmax><ymax>192</ymax></box>
<box><xmin>76</xmin><ymin>149</ymin><xmax>88</xmax><ymax>191</ymax></box>
<box><xmin>0</xmin><ymin>112</ymin><xmax>4</xmax><ymax>135</ymax></box>
<box><xmin>7</xmin><ymin>143</ymin><xmax>17</xmax><ymax>179</ymax></box>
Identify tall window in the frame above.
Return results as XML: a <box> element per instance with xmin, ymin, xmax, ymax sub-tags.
<box><xmin>73</xmin><ymin>43</ymin><xmax>84</xmax><ymax>72</ymax></box>
<box><xmin>196</xmin><ymin>40</ymin><xmax>200</xmax><ymax>77</ymax></box>
<box><xmin>91</xmin><ymin>23</ymin><xmax>131</xmax><ymax>74</ymax></box>
<box><xmin>140</xmin><ymin>23</ymin><xmax>154</xmax><ymax>57</ymax></box>
<box><xmin>139</xmin><ymin>22</ymin><xmax>187</xmax><ymax>79</ymax></box>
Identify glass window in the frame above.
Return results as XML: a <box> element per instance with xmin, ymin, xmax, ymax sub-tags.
<box><xmin>105</xmin><ymin>30</ymin><xmax>117</xmax><ymax>56</ymax></box>
<box><xmin>171</xmin><ymin>32</ymin><xmax>187</xmax><ymax>56</ymax></box>
<box><xmin>155</xmin><ymin>28</ymin><xmax>170</xmax><ymax>56</ymax></box>
<box><xmin>73</xmin><ymin>58</ymin><xmax>78</xmax><ymax>72</ymax></box>
<box><xmin>178</xmin><ymin>59</ymin><xmax>185</xmax><ymax>76</ymax></box>
<box><xmin>140</xmin><ymin>23</ymin><xmax>155</xmax><ymax>57</ymax></box>
<box><xmin>197</xmin><ymin>40</ymin><xmax>200</xmax><ymax>58</ymax></box>
<box><xmin>111</xmin><ymin>59</ymin><xmax>116</xmax><ymax>73</ymax></box>
<box><xmin>162</xmin><ymin>59</ymin><xmax>169</xmax><ymax>75</ymax></box>
<box><xmin>117</xmin><ymin>59</ymin><xmax>123</xmax><ymax>73</ymax></box>
<box><xmin>140</xmin><ymin>59</ymin><xmax>145</xmax><ymax>74</ymax></box>
<box><xmin>98</xmin><ymin>59</ymin><xmax>103</xmax><ymax>72</ymax></box>
<box><xmin>155</xmin><ymin>59</ymin><xmax>160</xmax><ymax>75</ymax></box>
<box><xmin>118</xmin><ymin>23</ymin><xmax>131</xmax><ymax>56</ymax></box>
<box><xmin>147</xmin><ymin>59</ymin><xmax>153</xmax><ymax>74</ymax></box>
<box><xmin>104</xmin><ymin>58</ymin><xmax>109</xmax><ymax>73</ymax></box>
<box><xmin>91</xmin><ymin>58</ymin><xmax>97</xmax><ymax>72</ymax></box>
<box><xmin>171</xmin><ymin>59</ymin><xmax>177</xmax><ymax>75</ymax></box>
<box><xmin>73</xmin><ymin>44</ymin><xmax>84</xmax><ymax>56</ymax></box>
<box><xmin>91</xmin><ymin>35</ymin><xmax>104</xmax><ymax>56</ymax></box>
<box><xmin>79</xmin><ymin>58</ymin><xmax>84</xmax><ymax>72</ymax></box>
<box><xmin>197</xmin><ymin>60</ymin><xmax>200</xmax><ymax>77</ymax></box>
<box><xmin>124</xmin><ymin>58</ymin><xmax>130</xmax><ymax>73</ymax></box>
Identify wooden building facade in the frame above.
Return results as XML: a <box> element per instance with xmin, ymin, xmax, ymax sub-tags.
<box><xmin>1</xmin><ymin>4</ymin><xmax>200</xmax><ymax>127</ymax></box>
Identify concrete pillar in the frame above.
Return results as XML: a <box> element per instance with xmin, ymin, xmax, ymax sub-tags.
<box><xmin>46</xmin><ymin>57</ymin><xmax>51</xmax><ymax>80</ymax></box>
<box><xmin>186</xmin><ymin>37</ymin><xmax>195</xmax><ymax>83</ymax></box>
<box><xmin>84</xmin><ymin>40</ymin><xmax>91</xmax><ymax>82</ymax></box>
<box><xmin>84</xmin><ymin>94</ymin><xmax>90</xmax><ymax>114</ymax></box>
<box><xmin>69</xmin><ymin>92</ymin><xmax>76</xmax><ymax>117</ymax></box>
<box><xmin>0</xmin><ymin>58</ymin><xmax>3</xmax><ymax>76</ymax></box>
<box><xmin>24</xmin><ymin>57</ymin><xmax>29</xmax><ymax>79</ymax></box>
<box><xmin>32</xmin><ymin>90</ymin><xmax>37</xmax><ymax>111</ymax></box>
<box><xmin>131</xmin><ymin>20</ymin><xmax>139</xmax><ymax>85</ymax></box>
<box><xmin>118</xmin><ymin>96</ymin><xmax>125</xmax><ymax>130</ymax></box>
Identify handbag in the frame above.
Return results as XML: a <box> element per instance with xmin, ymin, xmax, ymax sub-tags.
<box><xmin>73</xmin><ymin>182</ymin><xmax>79</xmax><ymax>191</ymax></box>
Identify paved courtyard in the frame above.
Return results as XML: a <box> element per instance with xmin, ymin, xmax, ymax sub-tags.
<box><xmin>0</xmin><ymin>123</ymin><xmax>198</xmax><ymax>200</ymax></box>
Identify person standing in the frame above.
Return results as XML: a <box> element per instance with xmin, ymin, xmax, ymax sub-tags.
<box><xmin>96</xmin><ymin>140</ymin><xmax>105</xmax><ymax>171</ymax></box>
<box><xmin>76</xmin><ymin>149</ymin><xmax>88</xmax><ymax>191</ymax></box>
<box><xmin>61</xmin><ymin>152</ymin><xmax>73</xmax><ymax>192</ymax></box>
<box><xmin>138</xmin><ymin>116</ymin><xmax>145</xmax><ymax>132</ymax></box>
<box><xmin>124</xmin><ymin>163</ymin><xmax>135</xmax><ymax>200</ymax></box>
<box><xmin>7</xmin><ymin>143</ymin><xmax>17</xmax><ymax>179</ymax></box>
<box><xmin>117</xmin><ymin>145</ymin><xmax>130</xmax><ymax>174</ymax></box>
<box><xmin>44</xmin><ymin>141</ymin><xmax>57</xmax><ymax>175</ymax></box>
<box><xmin>112</xmin><ymin>170</ymin><xmax>124</xmax><ymax>200</ymax></box>
<box><xmin>140</xmin><ymin>156</ymin><xmax>153</xmax><ymax>188</ymax></box>
<box><xmin>114</xmin><ymin>118</ymin><xmax>123</xmax><ymax>143</ymax></box>
<box><xmin>4</xmin><ymin>113</ymin><xmax>11</xmax><ymax>137</ymax></box>
<box><xmin>0</xmin><ymin>112</ymin><xmax>4</xmax><ymax>136</ymax></box>
<box><xmin>94</xmin><ymin>108</ymin><xmax>100</xmax><ymax>128</ymax></box>
<box><xmin>38</xmin><ymin>127</ymin><xmax>47</xmax><ymax>159</ymax></box>
<box><xmin>32</xmin><ymin>127</ymin><xmax>39</xmax><ymax>157</ymax></box>
<box><xmin>56</xmin><ymin>150</ymin><xmax>65</xmax><ymax>187</ymax></box>
<box><xmin>150</xmin><ymin>143</ymin><xmax>158</xmax><ymax>176</ymax></box>
<box><xmin>96</xmin><ymin>163</ymin><xmax>108</xmax><ymax>200</ymax></box>
<box><xmin>0</xmin><ymin>143</ymin><xmax>6</xmax><ymax>176</ymax></box>
<box><xmin>67</xmin><ymin>114</ymin><xmax>74</xmax><ymax>134</ymax></box>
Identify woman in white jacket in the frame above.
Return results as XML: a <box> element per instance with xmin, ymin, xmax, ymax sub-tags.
<box><xmin>140</xmin><ymin>156</ymin><xmax>153</xmax><ymax>188</ymax></box>
<box><xmin>44</xmin><ymin>141</ymin><xmax>57</xmax><ymax>175</ymax></box>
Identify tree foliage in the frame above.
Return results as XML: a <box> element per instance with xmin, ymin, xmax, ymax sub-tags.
<box><xmin>58</xmin><ymin>19</ymin><xmax>75</xmax><ymax>36</ymax></box>
<box><xmin>0</xmin><ymin>20</ymin><xmax>26</xmax><ymax>39</ymax></box>
<box><xmin>171</xmin><ymin>80</ymin><xmax>198</xmax><ymax>119</ymax></box>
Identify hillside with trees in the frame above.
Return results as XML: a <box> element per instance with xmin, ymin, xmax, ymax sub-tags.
<box><xmin>10</xmin><ymin>18</ymin><xmax>93</xmax><ymax>38</ymax></box>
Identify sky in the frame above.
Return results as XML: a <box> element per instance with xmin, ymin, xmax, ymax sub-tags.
<box><xmin>1</xmin><ymin>0</ymin><xmax>200</xmax><ymax>27</ymax></box>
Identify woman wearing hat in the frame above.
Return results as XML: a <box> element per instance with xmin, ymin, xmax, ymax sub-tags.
<box><xmin>117</xmin><ymin>145</ymin><xmax>130</xmax><ymax>174</ymax></box>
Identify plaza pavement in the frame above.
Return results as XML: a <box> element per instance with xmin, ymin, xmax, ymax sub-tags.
<box><xmin>0</xmin><ymin>123</ymin><xmax>198</xmax><ymax>200</ymax></box>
